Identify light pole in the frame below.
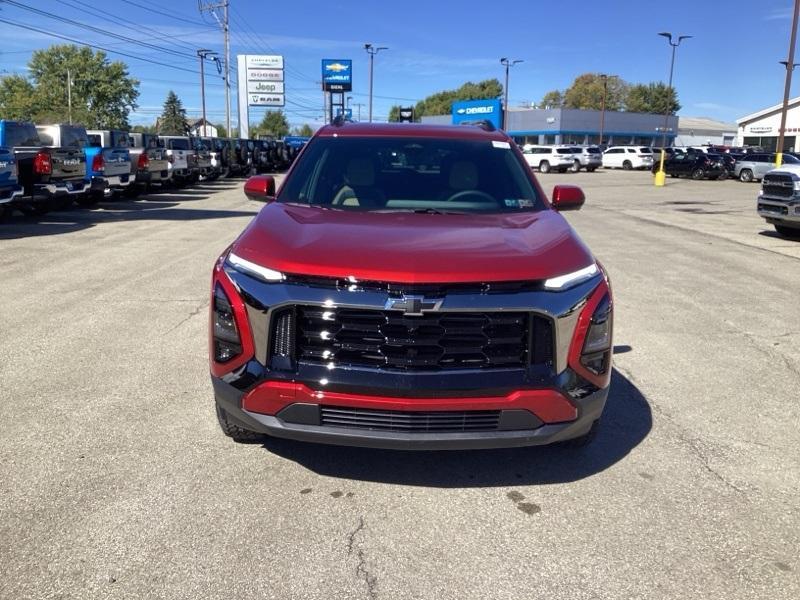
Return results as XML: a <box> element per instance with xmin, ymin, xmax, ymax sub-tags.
<box><xmin>197</xmin><ymin>49</ymin><xmax>217</xmax><ymax>136</ymax></box>
<box><xmin>654</xmin><ymin>32</ymin><xmax>692</xmax><ymax>187</ymax></box>
<box><xmin>353</xmin><ymin>102</ymin><xmax>365</xmax><ymax>122</ymax></box>
<box><xmin>364</xmin><ymin>43</ymin><xmax>388</xmax><ymax>123</ymax></box>
<box><xmin>66</xmin><ymin>68</ymin><xmax>72</xmax><ymax>125</ymax></box>
<box><xmin>500</xmin><ymin>57</ymin><xmax>523</xmax><ymax>130</ymax></box>
<box><xmin>777</xmin><ymin>0</ymin><xmax>800</xmax><ymax>165</ymax></box>
<box><xmin>598</xmin><ymin>74</ymin><xmax>617</xmax><ymax>146</ymax></box>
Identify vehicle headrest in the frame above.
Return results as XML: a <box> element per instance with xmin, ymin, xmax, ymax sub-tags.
<box><xmin>346</xmin><ymin>158</ymin><xmax>375</xmax><ymax>187</ymax></box>
<box><xmin>449</xmin><ymin>161</ymin><xmax>478</xmax><ymax>190</ymax></box>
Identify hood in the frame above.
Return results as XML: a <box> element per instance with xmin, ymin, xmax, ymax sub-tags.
<box><xmin>232</xmin><ymin>203</ymin><xmax>594</xmax><ymax>284</ymax></box>
<box><xmin>767</xmin><ymin>164</ymin><xmax>800</xmax><ymax>178</ymax></box>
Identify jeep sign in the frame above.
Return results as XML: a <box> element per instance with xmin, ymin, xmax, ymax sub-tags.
<box><xmin>451</xmin><ymin>99</ymin><xmax>502</xmax><ymax>129</ymax></box>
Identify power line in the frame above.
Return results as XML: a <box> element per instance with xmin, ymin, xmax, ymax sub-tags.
<box><xmin>0</xmin><ymin>18</ymin><xmax>201</xmax><ymax>75</ymax></box>
<box><xmin>4</xmin><ymin>1</ymin><xmax>198</xmax><ymax>63</ymax></box>
<box><xmin>119</xmin><ymin>0</ymin><xmax>214</xmax><ymax>28</ymax></box>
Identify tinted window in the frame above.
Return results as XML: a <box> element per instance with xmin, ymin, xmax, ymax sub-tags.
<box><xmin>35</xmin><ymin>128</ymin><xmax>53</xmax><ymax>146</ymax></box>
<box><xmin>783</xmin><ymin>154</ymin><xmax>800</xmax><ymax>164</ymax></box>
<box><xmin>639</xmin><ymin>147</ymin><xmax>652</xmax><ymax>153</ymax></box>
<box><xmin>7</xmin><ymin>123</ymin><xmax>41</xmax><ymax>147</ymax></box>
<box><xmin>111</xmin><ymin>131</ymin><xmax>129</xmax><ymax>148</ymax></box>
<box><xmin>168</xmin><ymin>138</ymin><xmax>190</xmax><ymax>150</ymax></box>
<box><xmin>61</xmin><ymin>127</ymin><xmax>88</xmax><ymax>148</ymax></box>
<box><xmin>282</xmin><ymin>136</ymin><xmax>543</xmax><ymax>213</ymax></box>
<box><xmin>586</xmin><ymin>147</ymin><xmax>601</xmax><ymax>154</ymax></box>
<box><xmin>87</xmin><ymin>134</ymin><xmax>102</xmax><ymax>148</ymax></box>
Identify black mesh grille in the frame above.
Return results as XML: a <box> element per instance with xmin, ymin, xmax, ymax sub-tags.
<box><xmin>288</xmin><ymin>306</ymin><xmax>549</xmax><ymax>371</ymax></box>
<box><xmin>271</xmin><ymin>309</ymin><xmax>296</xmax><ymax>357</ymax></box>
<box><xmin>763</xmin><ymin>173</ymin><xmax>795</xmax><ymax>198</ymax></box>
<box><xmin>320</xmin><ymin>406</ymin><xmax>501</xmax><ymax>432</ymax></box>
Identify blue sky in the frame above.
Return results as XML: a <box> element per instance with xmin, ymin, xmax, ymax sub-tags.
<box><xmin>0</xmin><ymin>0</ymin><xmax>797</xmax><ymax>128</ymax></box>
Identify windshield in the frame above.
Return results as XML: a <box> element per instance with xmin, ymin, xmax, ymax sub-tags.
<box><xmin>280</xmin><ymin>136</ymin><xmax>543</xmax><ymax>213</ymax></box>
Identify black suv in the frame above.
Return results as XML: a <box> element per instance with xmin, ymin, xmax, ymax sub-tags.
<box><xmin>652</xmin><ymin>151</ymin><xmax>727</xmax><ymax>180</ymax></box>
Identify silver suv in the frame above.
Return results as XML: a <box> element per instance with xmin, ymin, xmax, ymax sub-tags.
<box><xmin>735</xmin><ymin>153</ymin><xmax>798</xmax><ymax>182</ymax></box>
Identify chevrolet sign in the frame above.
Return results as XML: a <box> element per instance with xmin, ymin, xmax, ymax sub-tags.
<box><xmin>321</xmin><ymin>59</ymin><xmax>352</xmax><ymax>91</ymax></box>
<box><xmin>452</xmin><ymin>99</ymin><xmax>502</xmax><ymax>129</ymax></box>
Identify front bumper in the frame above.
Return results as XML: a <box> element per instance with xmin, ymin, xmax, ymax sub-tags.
<box><xmin>213</xmin><ymin>376</ymin><xmax>608</xmax><ymax>450</ymax></box>
<box><xmin>211</xmin><ymin>267</ymin><xmax>612</xmax><ymax>449</ymax></box>
<box><xmin>758</xmin><ymin>197</ymin><xmax>800</xmax><ymax>224</ymax></box>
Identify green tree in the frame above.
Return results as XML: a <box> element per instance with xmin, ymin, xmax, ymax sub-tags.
<box><xmin>214</xmin><ymin>123</ymin><xmax>228</xmax><ymax>138</ymax></box>
<box><xmin>0</xmin><ymin>75</ymin><xmax>37</xmax><ymax>121</ymax></box>
<box><xmin>131</xmin><ymin>124</ymin><xmax>157</xmax><ymax>133</ymax></box>
<box><xmin>292</xmin><ymin>123</ymin><xmax>314</xmax><ymax>136</ymax></box>
<box><xmin>254</xmin><ymin>110</ymin><xmax>289</xmax><ymax>138</ymax></box>
<box><xmin>388</xmin><ymin>105</ymin><xmax>401</xmax><ymax>122</ymax></box>
<box><xmin>18</xmin><ymin>44</ymin><xmax>138</xmax><ymax>127</ymax></box>
<box><xmin>158</xmin><ymin>91</ymin><xmax>189</xmax><ymax>135</ymax></box>
<box><xmin>626</xmin><ymin>82</ymin><xmax>680</xmax><ymax>114</ymax></box>
<box><xmin>562</xmin><ymin>73</ymin><xmax>629</xmax><ymax>111</ymax></box>
<box><xmin>539</xmin><ymin>90</ymin><xmax>564</xmax><ymax>109</ymax></box>
<box><xmin>413</xmin><ymin>79</ymin><xmax>503</xmax><ymax>118</ymax></box>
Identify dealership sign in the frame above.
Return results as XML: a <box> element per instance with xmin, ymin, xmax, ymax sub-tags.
<box><xmin>247</xmin><ymin>81</ymin><xmax>285</xmax><ymax>94</ymax></box>
<box><xmin>451</xmin><ymin>99</ymin><xmax>503</xmax><ymax>129</ymax></box>
<box><xmin>749</xmin><ymin>126</ymin><xmax>773</xmax><ymax>134</ymax></box>
<box><xmin>237</xmin><ymin>54</ymin><xmax>286</xmax><ymax>137</ymax></box>
<box><xmin>322</xmin><ymin>59</ymin><xmax>352</xmax><ymax>91</ymax></box>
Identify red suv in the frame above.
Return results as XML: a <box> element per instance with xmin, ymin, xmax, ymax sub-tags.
<box><xmin>210</xmin><ymin>122</ymin><xmax>612</xmax><ymax>449</ymax></box>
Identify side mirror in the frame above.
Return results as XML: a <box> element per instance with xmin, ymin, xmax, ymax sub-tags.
<box><xmin>551</xmin><ymin>185</ymin><xmax>585</xmax><ymax>211</ymax></box>
<box><xmin>244</xmin><ymin>175</ymin><xmax>276</xmax><ymax>202</ymax></box>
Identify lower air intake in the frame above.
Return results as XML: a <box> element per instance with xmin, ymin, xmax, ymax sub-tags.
<box><xmin>319</xmin><ymin>406</ymin><xmax>501</xmax><ymax>432</ymax></box>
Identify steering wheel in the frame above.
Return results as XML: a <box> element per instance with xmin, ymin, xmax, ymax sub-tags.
<box><xmin>444</xmin><ymin>189</ymin><xmax>496</xmax><ymax>204</ymax></box>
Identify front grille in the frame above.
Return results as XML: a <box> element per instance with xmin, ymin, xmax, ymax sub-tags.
<box><xmin>320</xmin><ymin>406</ymin><xmax>501</xmax><ymax>432</ymax></box>
<box><xmin>282</xmin><ymin>274</ymin><xmax>540</xmax><ymax>295</ymax></box>
<box><xmin>289</xmin><ymin>306</ymin><xmax>547</xmax><ymax>371</ymax></box>
<box><xmin>758</xmin><ymin>203</ymin><xmax>789</xmax><ymax>215</ymax></box>
<box><xmin>763</xmin><ymin>173</ymin><xmax>796</xmax><ymax>198</ymax></box>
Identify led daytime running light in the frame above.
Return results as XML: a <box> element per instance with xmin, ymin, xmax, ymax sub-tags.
<box><xmin>544</xmin><ymin>263</ymin><xmax>598</xmax><ymax>290</ymax></box>
<box><xmin>228</xmin><ymin>252</ymin><xmax>285</xmax><ymax>282</ymax></box>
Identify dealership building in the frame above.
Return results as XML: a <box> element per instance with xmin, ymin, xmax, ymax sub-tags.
<box><xmin>420</xmin><ymin>99</ymin><xmax>735</xmax><ymax>147</ymax></box>
<box><xmin>736</xmin><ymin>97</ymin><xmax>800</xmax><ymax>151</ymax></box>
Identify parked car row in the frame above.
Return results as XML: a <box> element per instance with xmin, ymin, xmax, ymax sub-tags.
<box><xmin>0</xmin><ymin>119</ymin><xmax>308</xmax><ymax>219</ymax></box>
<box><xmin>521</xmin><ymin>144</ymin><xmax>654</xmax><ymax>173</ymax></box>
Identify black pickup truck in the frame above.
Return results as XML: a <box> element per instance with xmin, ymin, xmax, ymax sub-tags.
<box><xmin>0</xmin><ymin>120</ymin><xmax>87</xmax><ymax>214</ymax></box>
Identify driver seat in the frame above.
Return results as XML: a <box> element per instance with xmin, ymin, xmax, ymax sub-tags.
<box><xmin>332</xmin><ymin>158</ymin><xmax>386</xmax><ymax>207</ymax></box>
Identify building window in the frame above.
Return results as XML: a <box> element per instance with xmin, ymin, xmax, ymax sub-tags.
<box><xmin>543</xmin><ymin>134</ymin><xmax>556</xmax><ymax>145</ymax></box>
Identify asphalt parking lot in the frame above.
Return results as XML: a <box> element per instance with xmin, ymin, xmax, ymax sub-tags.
<box><xmin>1</xmin><ymin>171</ymin><xmax>798</xmax><ymax>600</ymax></box>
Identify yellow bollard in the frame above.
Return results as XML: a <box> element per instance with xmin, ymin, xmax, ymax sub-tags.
<box><xmin>776</xmin><ymin>152</ymin><xmax>784</xmax><ymax>167</ymax></box>
<box><xmin>654</xmin><ymin>148</ymin><xmax>667</xmax><ymax>187</ymax></box>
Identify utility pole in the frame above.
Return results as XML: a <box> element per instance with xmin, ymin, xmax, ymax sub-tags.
<box><xmin>500</xmin><ymin>58</ymin><xmax>523</xmax><ymax>130</ymax></box>
<box><xmin>199</xmin><ymin>1</ymin><xmax>230</xmax><ymax>137</ymax></box>
<box><xmin>353</xmin><ymin>102</ymin><xmax>365</xmax><ymax>122</ymax></box>
<box><xmin>598</xmin><ymin>74</ymin><xmax>617</xmax><ymax>146</ymax></box>
<box><xmin>197</xmin><ymin>49</ymin><xmax>217</xmax><ymax>136</ymax></box>
<box><xmin>364</xmin><ymin>43</ymin><xmax>388</xmax><ymax>123</ymax></box>
<box><xmin>777</xmin><ymin>0</ymin><xmax>800</xmax><ymax>166</ymax></box>
<box><xmin>654</xmin><ymin>32</ymin><xmax>692</xmax><ymax>187</ymax></box>
<box><xmin>66</xmin><ymin>68</ymin><xmax>72</xmax><ymax>125</ymax></box>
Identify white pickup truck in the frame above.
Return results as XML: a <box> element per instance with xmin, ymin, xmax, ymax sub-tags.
<box><xmin>160</xmin><ymin>136</ymin><xmax>194</xmax><ymax>186</ymax></box>
<box><xmin>757</xmin><ymin>164</ymin><xmax>800</xmax><ymax>238</ymax></box>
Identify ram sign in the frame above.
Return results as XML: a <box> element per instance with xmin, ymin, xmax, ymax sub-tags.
<box><xmin>451</xmin><ymin>99</ymin><xmax>502</xmax><ymax>129</ymax></box>
<box><xmin>322</xmin><ymin>59</ymin><xmax>352</xmax><ymax>92</ymax></box>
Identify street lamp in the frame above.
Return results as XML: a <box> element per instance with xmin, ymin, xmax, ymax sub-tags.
<box><xmin>364</xmin><ymin>43</ymin><xmax>388</xmax><ymax>123</ymax></box>
<box><xmin>500</xmin><ymin>57</ymin><xmax>523</xmax><ymax>130</ymax></box>
<box><xmin>598</xmin><ymin>74</ymin><xmax>618</xmax><ymax>147</ymax></box>
<box><xmin>654</xmin><ymin>32</ymin><xmax>692</xmax><ymax>187</ymax></box>
<box><xmin>777</xmin><ymin>0</ymin><xmax>800</xmax><ymax>165</ymax></box>
<box><xmin>197</xmin><ymin>49</ymin><xmax>218</xmax><ymax>137</ymax></box>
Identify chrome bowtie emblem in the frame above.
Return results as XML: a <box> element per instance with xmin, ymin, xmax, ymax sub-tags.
<box><xmin>385</xmin><ymin>295</ymin><xmax>442</xmax><ymax>316</ymax></box>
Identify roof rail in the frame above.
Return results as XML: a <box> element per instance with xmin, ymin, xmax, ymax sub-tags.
<box><xmin>459</xmin><ymin>119</ymin><xmax>496</xmax><ymax>132</ymax></box>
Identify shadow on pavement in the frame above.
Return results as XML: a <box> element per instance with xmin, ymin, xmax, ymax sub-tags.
<box><xmin>261</xmin><ymin>368</ymin><xmax>652</xmax><ymax>487</ymax></box>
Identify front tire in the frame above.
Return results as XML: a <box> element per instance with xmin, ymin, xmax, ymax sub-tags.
<box><xmin>215</xmin><ymin>404</ymin><xmax>264</xmax><ymax>443</ymax></box>
<box><xmin>739</xmin><ymin>169</ymin><xmax>754</xmax><ymax>182</ymax></box>
<box><xmin>692</xmin><ymin>168</ymin><xmax>705</xmax><ymax>180</ymax></box>
<box><xmin>570</xmin><ymin>160</ymin><xmax>581</xmax><ymax>173</ymax></box>
<box><xmin>539</xmin><ymin>161</ymin><xmax>551</xmax><ymax>173</ymax></box>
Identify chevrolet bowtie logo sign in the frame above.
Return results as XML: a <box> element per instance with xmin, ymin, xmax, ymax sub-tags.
<box><xmin>325</xmin><ymin>62</ymin><xmax>350</xmax><ymax>72</ymax></box>
<box><xmin>385</xmin><ymin>295</ymin><xmax>443</xmax><ymax>315</ymax></box>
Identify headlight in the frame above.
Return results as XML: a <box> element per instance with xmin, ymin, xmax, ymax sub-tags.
<box><xmin>544</xmin><ymin>263</ymin><xmax>598</xmax><ymax>290</ymax></box>
<box><xmin>227</xmin><ymin>252</ymin><xmax>285</xmax><ymax>282</ymax></box>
